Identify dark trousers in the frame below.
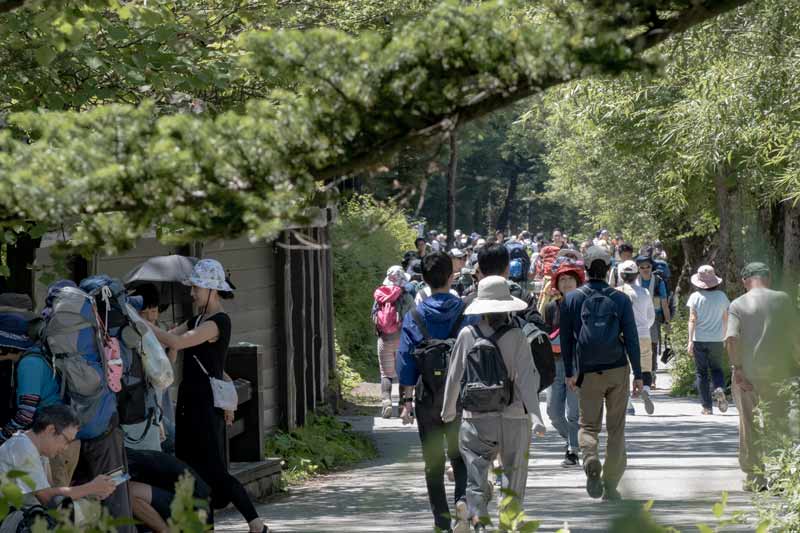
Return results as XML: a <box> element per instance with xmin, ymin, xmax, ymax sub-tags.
<box><xmin>693</xmin><ymin>341</ymin><xmax>725</xmax><ymax>410</ymax></box>
<box><xmin>416</xmin><ymin>402</ymin><xmax>466</xmax><ymax>531</ymax></box>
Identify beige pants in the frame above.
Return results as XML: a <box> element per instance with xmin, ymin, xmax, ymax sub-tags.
<box><xmin>579</xmin><ymin>365</ymin><xmax>630</xmax><ymax>488</ymax></box>
<box><xmin>49</xmin><ymin>439</ymin><xmax>81</xmax><ymax>487</ymax></box>
<box><xmin>731</xmin><ymin>381</ymin><xmax>760</xmax><ymax>475</ymax></box>
<box><xmin>639</xmin><ymin>338</ymin><xmax>653</xmax><ymax>375</ymax></box>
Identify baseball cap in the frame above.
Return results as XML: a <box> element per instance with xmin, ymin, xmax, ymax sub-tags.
<box><xmin>741</xmin><ymin>262</ymin><xmax>770</xmax><ymax>279</ymax></box>
<box><xmin>584</xmin><ymin>245</ymin><xmax>611</xmax><ymax>266</ymax></box>
<box><xmin>619</xmin><ymin>260</ymin><xmax>638</xmax><ymax>275</ymax></box>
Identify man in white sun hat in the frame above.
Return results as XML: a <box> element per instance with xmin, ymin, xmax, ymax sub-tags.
<box><xmin>441</xmin><ymin>276</ymin><xmax>545</xmax><ymax>532</ymax></box>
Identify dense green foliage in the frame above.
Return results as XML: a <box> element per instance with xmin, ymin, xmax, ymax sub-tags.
<box><xmin>264</xmin><ymin>413</ymin><xmax>378</xmax><ymax>486</ymax></box>
<box><xmin>332</xmin><ymin>194</ymin><xmax>416</xmax><ymax>382</ymax></box>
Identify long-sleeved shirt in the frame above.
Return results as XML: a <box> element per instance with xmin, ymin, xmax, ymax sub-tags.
<box><xmin>618</xmin><ymin>283</ymin><xmax>655</xmax><ymax>340</ymax></box>
<box><xmin>560</xmin><ymin>280</ymin><xmax>642</xmax><ymax>379</ymax></box>
<box><xmin>1</xmin><ymin>347</ymin><xmax>61</xmax><ymax>444</ymax></box>
<box><xmin>441</xmin><ymin>318</ymin><xmax>545</xmax><ymax>430</ymax></box>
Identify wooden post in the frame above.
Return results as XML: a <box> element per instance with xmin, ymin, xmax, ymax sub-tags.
<box><xmin>446</xmin><ymin>132</ymin><xmax>458</xmax><ymax>249</ymax></box>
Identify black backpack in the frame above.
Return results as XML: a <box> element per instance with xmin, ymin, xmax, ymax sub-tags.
<box><xmin>460</xmin><ymin>324</ymin><xmax>514</xmax><ymax>413</ymax></box>
<box><xmin>512</xmin><ymin>315</ymin><xmax>555</xmax><ymax>393</ymax></box>
<box><xmin>411</xmin><ymin>309</ymin><xmax>465</xmax><ymax>413</ymax></box>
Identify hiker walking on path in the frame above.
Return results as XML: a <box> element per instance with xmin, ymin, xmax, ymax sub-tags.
<box><xmin>544</xmin><ymin>262</ymin><xmax>585</xmax><ymax>467</ymax></box>
<box><xmin>373</xmin><ymin>266</ymin><xmax>416</xmax><ymax>418</ymax></box>
<box><xmin>687</xmin><ymin>265</ymin><xmax>730</xmax><ymax>415</ymax></box>
<box><xmin>726</xmin><ymin>262</ymin><xmax>800</xmax><ymax>490</ymax></box>
<box><xmin>441</xmin><ymin>276</ymin><xmax>546</xmax><ymax>532</ymax></box>
<box><xmin>635</xmin><ymin>254</ymin><xmax>671</xmax><ymax>389</ymax></box>
<box><xmin>616</xmin><ymin>260</ymin><xmax>656</xmax><ymax>415</ymax></box>
<box><xmin>150</xmin><ymin>259</ymin><xmax>270</xmax><ymax>533</ymax></box>
<box><xmin>396</xmin><ymin>252</ymin><xmax>478</xmax><ymax>533</ymax></box>
<box><xmin>561</xmin><ymin>246</ymin><xmax>642</xmax><ymax>501</ymax></box>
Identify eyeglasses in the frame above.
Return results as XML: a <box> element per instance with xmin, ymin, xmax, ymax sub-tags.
<box><xmin>56</xmin><ymin>432</ymin><xmax>76</xmax><ymax>446</ymax></box>
<box><xmin>639</xmin><ymin>265</ymin><xmax>652</xmax><ymax>271</ymax></box>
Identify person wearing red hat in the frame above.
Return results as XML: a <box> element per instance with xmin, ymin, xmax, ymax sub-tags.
<box><xmin>544</xmin><ymin>262</ymin><xmax>586</xmax><ymax>467</ymax></box>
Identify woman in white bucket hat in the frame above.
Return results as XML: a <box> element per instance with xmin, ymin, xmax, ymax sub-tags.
<box><xmin>440</xmin><ymin>276</ymin><xmax>546</xmax><ymax>531</ymax></box>
<box><xmin>686</xmin><ymin>265</ymin><xmax>730</xmax><ymax>415</ymax></box>
<box><xmin>151</xmin><ymin>259</ymin><xmax>270</xmax><ymax>532</ymax></box>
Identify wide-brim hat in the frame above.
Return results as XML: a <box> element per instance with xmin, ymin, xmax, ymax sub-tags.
<box><xmin>464</xmin><ymin>276</ymin><xmax>528</xmax><ymax>315</ymax></box>
<box><xmin>383</xmin><ymin>265</ymin><xmax>410</xmax><ymax>286</ymax></box>
<box><xmin>183</xmin><ymin>258</ymin><xmax>234</xmax><ymax>292</ymax></box>
<box><xmin>691</xmin><ymin>265</ymin><xmax>722</xmax><ymax>289</ymax></box>
<box><xmin>0</xmin><ymin>312</ymin><xmax>34</xmax><ymax>351</ymax></box>
<box><xmin>552</xmin><ymin>264</ymin><xmax>586</xmax><ymax>288</ymax></box>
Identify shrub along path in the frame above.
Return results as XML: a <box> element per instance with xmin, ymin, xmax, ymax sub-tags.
<box><xmin>217</xmin><ymin>372</ymin><xmax>755</xmax><ymax>532</ymax></box>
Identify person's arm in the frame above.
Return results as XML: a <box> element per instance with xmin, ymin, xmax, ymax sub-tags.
<box><xmin>660</xmin><ymin>281</ymin><xmax>671</xmax><ymax>323</ymax></box>
<box><xmin>687</xmin><ymin>307</ymin><xmax>697</xmax><ymax>352</ymax></box>
<box><xmin>149</xmin><ymin>320</ymin><xmax>220</xmax><ymax>352</ymax></box>
<box><xmin>620</xmin><ymin>296</ymin><xmax>642</xmax><ymax>380</ymax></box>
<box><xmin>441</xmin><ymin>330</ymin><xmax>468</xmax><ymax>423</ymax></box>
<box><xmin>513</xmin><ymin>332</ymin><xmax>546</xmax><ymax>436</ymax></box>
<box><xmin>725</xmin><ymin>303</ymin><xmax>752</xmax><ymax>391</ymax></box>
<box><xmin>35</xmin><ymin>474</ymin><xmax>116</xmax><ymax>504</ymax></box>
<box><xmin>1</xmin><ymin>358</ymin><xmax>47</xmax><ymax>443</ymax></box>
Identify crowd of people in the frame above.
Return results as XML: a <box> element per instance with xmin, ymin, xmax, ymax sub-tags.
<box><xmin>0</xmin><ymin>259</ymin><xmax>270</xmax><ymax>532</ymax></box>
<box><xmin>372</xmin><ymin>227</ymin><xmax>799</xmax><ymax>532</ymax></box>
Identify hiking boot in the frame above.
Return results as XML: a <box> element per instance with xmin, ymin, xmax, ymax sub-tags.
<box><xmin>584</xmin><ymin>457</ymin><xmax>604</xmax><ymax>499</ymax></box>
<box><xmin>452</xmin><ymin>500</ymin><xmax>470</xmax><ymax>533</ymax></box>
<box><xmin>626</xmin><ymin>404</ymin><xmax>636</xmax><ymax>416</ymax></box>
<box><xmin>713</xmin><ymin>387</ymin><xmax>729</xmax><ymax>413</ymax></box>
<box><xmin>381</xmin><ymin>401</ymin><xmax>392</xmax><ymax>419</ymax></box>
<box><xmin>641</xmin><ymin>387</ymin><xmax>655</xmax><ymax>415</ymax></box>
<box><xmin>602</xmin><ymin>484</ymin><xmax>622</xmax><ymax>501</ymax></box>
<box><xmin>561</xmin><ymin>451</ymin><xmax>579</xmax><ymax>467</ymax></box>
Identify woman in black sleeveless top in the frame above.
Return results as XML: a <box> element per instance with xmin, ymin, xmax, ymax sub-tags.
<box><xmin>151</xmin><ymin>259</ymin><xmax>269</xmax><ymax>532</ymax></box>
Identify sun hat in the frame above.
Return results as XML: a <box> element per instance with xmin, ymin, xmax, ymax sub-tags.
<box><xmin>741</xmin><ymin>262</ymin><xmax>770</xmax><ymax>279</ymax></box>
<box><xmin>691</xmin><ymin>265</ymin><xmax>723</xmax><ymax>289</ymax></box>
<box><xmin>184</xmin><ymin>258</ymin><xmax>234</xmax><ymax>292</ymax></box>
<box><xmin>0</xmin><ymin>312</ymin><xmax>34</xmax><ymax>351</ymax></box>
<box><xmin>552</xmin><ymin>263</ymin><xmax>586</xmax><ymax>289</ymax></box>
<box><xmin>464</xmin><ymin>276</ymin><xmax>528</xmax><ymax>315</ymax></box>
<box><xmin>449</xmin><ymin>248</ymin><xmax>466</xmax><ymax>259</ymax></box>
<box><xmin>619</xmin><ymin>260</ymin><xmax>638</xmax><ymax>275</ymax></box>
<box><xmin>585</xmin><ymin>245</ymin><xmax>612</xmax><ymax>267</ymax></box>
<box><xmin>383</xmin><ymin>265</ymin><xmax>410</xmax><ymax>287</ymax></box>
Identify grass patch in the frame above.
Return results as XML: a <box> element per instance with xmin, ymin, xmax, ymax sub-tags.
<box><xmin>265</xmin><ymin>412</ymin><xmax>378</xmax><ymax>486</ymax></box>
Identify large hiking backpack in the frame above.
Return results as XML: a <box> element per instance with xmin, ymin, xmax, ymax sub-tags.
<box><xmin>534</xmin><ymin>245</ymin><xmax>561</xmax><ymax>279</ymax></box>
<box><xmin>512</xmin><ymin>315</ymin><xmax>555</xmax><ymax>393</ymax></box>
<box><xmin>506</xmin><ymin>242</ymin><xmax>530</xmax><ymax>283</ymax></box>
<box><xmin>44</xmin><ymin>287</ymin><xmax>116</xmax><ymax>440</ymax></box>
<box><xmin>460</xmin><ymin>324</ymin><xmax>514</xmax><ymax>413</ymax></box>
<box><xmin>576</xmin><ymin>286</ymin><xmax>624</xmax><ymax>366</ymax></box>
<box><xmin>410</xmin><ymin>309</ymin><xmax>464</xmax><ymax>412</ymax></box>
<box><xmin>651</xmin><ymin>264</ymin><xmax>677</xmax><ymax>319</ymax></box>
<box><xmin>0</xmin><ymin>505</ymin><xmax>58</xmax><ymax>533</ymax></box>
<box><xmin>373</xmin><ymin>285</ymin><xmax>403</xmax><ymax>336</ymax></box>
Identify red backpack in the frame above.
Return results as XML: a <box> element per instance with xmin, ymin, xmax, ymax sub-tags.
<box><xmin>373</xmin><ymin>285</ymin><xmax>403</xmax><ymax>336</ymax></box>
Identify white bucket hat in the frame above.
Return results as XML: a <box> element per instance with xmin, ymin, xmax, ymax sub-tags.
<box><xmin>691</xmin><ymin>265</ymin><xmax>722</xmax><ymax>289</ymax></box>
<box><xmin>184</xmin><ymin>258</ymin><xmax>233</xmax><ymax>292</ymax></box>
<box><xmin>383</xmin><ymin>265</ymin><xmax>410</xmax><ymax>287</ymax></box>
<box><xmin>464</xmin><ymin>276</ymin><xmax>528</xmax><ymax>315</ymax></box>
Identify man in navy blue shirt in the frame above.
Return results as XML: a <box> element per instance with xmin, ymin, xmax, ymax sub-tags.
<box><xmin>561</xmin><ymin>246</ymin><xmax>642</xmax><ymax>501</ymax></box>
<box><xmin>397</xmin><ymin>252</ymin><xmax>478</xmax><ymax>533</ymax></box>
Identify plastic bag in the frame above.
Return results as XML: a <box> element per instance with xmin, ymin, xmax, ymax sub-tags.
<box><xmin>124</xmin><ymin>304</ymin><xmax>174</xmax><ymax>392</ymax></box>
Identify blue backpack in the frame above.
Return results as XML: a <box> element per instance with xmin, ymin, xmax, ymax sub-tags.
<box><xmin>506</xmin><ymin>242</ymin><xmax>530</xmax><ymax>283</ymax></box>
<box><xmin>576</xmin><ymin>286</ymin><xmax>624</xmax><ymax>366</ymax></box>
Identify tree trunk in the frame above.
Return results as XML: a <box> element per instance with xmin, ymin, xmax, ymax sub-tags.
<box><xmin>495</xmin><ymin>172</ymin><xmax>518</xmax><ymax>233</ymax></box>
<box><xmin>712</xmin><ymin>169</ymin><xmax>737</xmax><ymax>285</ymax></box>
<box><xmin>783</xmin><ymin>200</ymin><xmax>800</xmax><ymax>300</ymax></box>
<box><xmin>446</xmin><ymin>133</ymin><xmax>458</xmax><ymax>249</ymax></box>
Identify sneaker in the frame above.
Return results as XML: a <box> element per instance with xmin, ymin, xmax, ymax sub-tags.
<box><xmin>702</xmin><ymin>407</ymin><xmax>713</xmax><ymax>415</ymax></box>
<box><xmin>602</xmin><ymin>484</ymin><xmax>622</xmax><ymax>501</ymax></box>
<box><xmin>584</xmin><ymin>457</ymin><xmax>604</xmax><ymax>499</ymax></box>
<box><xmin>561</xmin><ymin>451</ymin><xmax>579</xmax><ymax>467</ymax></box>
<box><xmin>641</xmin><ymin>387</ymin><xmax>655</xmax><ymax>415</ymax></box>
<box><xmin>381</xmin><ymin>401</ymin><xmax>392</xmax><ymax>419</ymax></box>
<box><xmin>473</xmin><ymin>524</ymin><xmax>487</xmax><ymax>533</ymax></box>
<box><xmin>452</xmin><ymin>500</ymin><xmax>470</xmax><ymax>533</ymax></box>
<box><xmin>446</xmin><ymin>465</ymin><xmax>455</xmax><ymax>482</ymax></box>
<box><xmin>713</xmin><ymin>387</ymin><xmax>729</xmax><ymax>413</ymax></box>
<box><xmin>626</xmin><ymin>405</ymin><xmax>636</xmax><ymax>416</ymax></box>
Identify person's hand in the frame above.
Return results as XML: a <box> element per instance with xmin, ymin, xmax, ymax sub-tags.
<box><xmin>632</xmin><ymin>379</ymin><xmax>644</xmax><ymax>398</ymax></box>
<box><xmin>733</xmin><ymin>368</ymin><xmax>753</xmax><ymax>392</ymax></box>
<box><xmin>88</xmin><ymin>475</ymin><xmax>116</xmax><ymax>500</ymax></box>
<box><xmin>566</xmin><ymin>376</ymin><xmax>578</xmax><ymax>391</ymax></box>
<box><xmin>687</xmin><ymin>341</ymin><xmax>694</xmax><ymax>353</ymax></box>
<box><xmin>664</xmin><ymin>322</ymin><xmax>672</xmax><ymax>334</ymax></box>
<box><xmin>400</xmin><ymin>402</ymin><xmax>415</xmax><ymax>425</ymax></box>
<box><xmin>167</xmin><ymin>347</ymin><xmax>178</xmax><ymax>362</ymax></box>
<box><xmin>224</xmin><ymin>410</ymin><xmax>235</xmax><ymax>426</ymax></box>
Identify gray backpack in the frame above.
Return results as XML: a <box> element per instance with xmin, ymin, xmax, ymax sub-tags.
<box><xmin>44</xmin><ymin>287</ymin><xmax>114</xmax><ymax>439</ymax></box>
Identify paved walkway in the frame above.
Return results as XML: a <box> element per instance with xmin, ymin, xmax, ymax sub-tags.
<box><xmin>217</xmin><ymin>375</ymin><xmax>755</xmax><ymax>532</ymax></box>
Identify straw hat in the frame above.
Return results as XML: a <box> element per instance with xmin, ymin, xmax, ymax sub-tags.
<box><xmin>691</xmin><ymin>265</ymin><xmax>722</xmax><ymax>289</ymax></box>
<box><xmin>464</xmin><ymin>276</ymin><xmax>528</xmax><ymax>315</ymax></box>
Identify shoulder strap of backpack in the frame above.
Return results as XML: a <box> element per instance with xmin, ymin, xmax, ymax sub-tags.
<box><xmin>410</xmin><ymin>309</ymin><xmax>431</xmax><ymax>341</ymax></box>
<box><xmin>447</xmin><ymin>310</ymin><xmax>465</xmax><ymax>339</ymax></box>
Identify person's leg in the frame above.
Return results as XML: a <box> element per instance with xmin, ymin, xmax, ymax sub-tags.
<box><xmin>602</xmin><ymin>366</ymin><xmax>630</xmax><ymax>491</ymax></box>
<box><xmin>565</xmin><ymin>386</ymin><xmax>580</xmax><ymax>454</ymax></box>
<box><xmin>129</xmin><ymin>481</ymin><xmax>169</xmax><ymax>533</ymax></box>
<box><xmin>459</xmin><ymin>418</ymin><xmax>499</xmax><ymax>524</ymax></box>
<box><xmin>499</xmin><ymin>417</ymin><xmax>532</xmax><ymax>506</ymax></box>
<box><xmin>578</xmin><ymin>372</ymin><xmax>605</xmax><ymax>467</ymax></box>
<box><xmin>708</xmin><ymin>342</ymin><xmax>726</xmax><ymax>390</ymax></box>
<box><xmin>49</xmin><ymin>439</ymin><xmax>81</xmax><ymax>488</ymax></box>
<box><xmin>693</xmin><ymin>342</ymin><xmax>713</xmax><ymax>411</ymax></box>
<box><xmin>416</xmin><ymin>406</ymin><xmax>451</xmax><ymax>531</ymax></box>
<box><xmin>639</xmin><ymin>338</ymin><xmax>653</xmax><ymax>387</ymax></box>
<box><xmin>444</xmin><ymin>417</ymin><xmax>467</xmax><ymax>506</ymax></box>
<box><xmin>547</xmin><ymin>360</ymin><xmax>569</xmax><ymax>442</ymax></box>
<box><xmin>732</xmin><ymin>381</ymin><xmax>760</xmax><ymax>476</ymax></box>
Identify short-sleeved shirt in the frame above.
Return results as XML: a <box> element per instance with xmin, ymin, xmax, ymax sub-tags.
<box><xmin>687</xmin><ymin>290</ymin><xmax>730</xmax><ymax>342</ymax></box>
<box><xmin>637</xmin><ymin>276</ymin><xmax>668</xmax><ymax>317</ymax></box>
<box><xmin>726</xmin><ymin>288</ymin><xmax>798</xmax><ymax>382</ymax></box>
<box><xmin>15</xmin><ymin>352</ymin><xmax>61</xmax><ymax>408</ymax></box>
<box><xmin>0</xmin><ymin>432</ymin><xmax>50</xmax><ymax>498</ymax></box>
